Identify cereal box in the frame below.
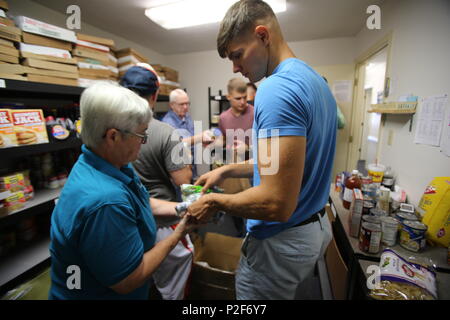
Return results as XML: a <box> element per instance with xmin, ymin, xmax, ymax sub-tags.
<box><xmin>0</xmin><ymin>109</ymin><xmax>18</xmax><ymax>148</ymax></box>
<box><xmin>10</xmin><ymin>109</ymin><xmax>49</xmax><ymax>145</ymax></box>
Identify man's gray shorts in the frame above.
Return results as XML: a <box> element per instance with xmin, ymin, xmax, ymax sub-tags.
<box><xmin>236</xmin><ymin>212</ymin><xmax>332</xmax><ymax>300</ymax></box>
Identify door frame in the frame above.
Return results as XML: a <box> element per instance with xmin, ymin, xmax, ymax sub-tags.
<box><xmin>347</xmin><ymin>32</ymin><xmax>393</xmax><ymax>171</ymax></box>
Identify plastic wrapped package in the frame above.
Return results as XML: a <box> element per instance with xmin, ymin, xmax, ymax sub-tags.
<box><xmin>370</xmin><ymin>249</ymin><xmax>437</xmax><ymax>300</ymax></box>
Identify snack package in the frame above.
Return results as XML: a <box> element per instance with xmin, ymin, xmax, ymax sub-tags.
<box><xmin>11</xmin><ymin>109</ymin><xmax>49</xmax><ymax>145</ymax></box>
<box><xmin>176</xmin><ymin>184</ymin><xmax>224</xmax><ymax>222</ymax></box>
<box><xmin>370</xmin><ymin>249</ymin><xmax>437</xmax><ymax>300</ymax></box>
<box><xmin>0</xmin><ymin>172</ymin><xmax>25</xmax><ymax>192</ymax></box>
<box><xmin>418</xmin><ymin>177</ymin><xmax>450</xmax><ymax>248</ymax></box>
<box><xmin>0</xmin><ymin>109</ymin><xmax>18</xmax><ymax>148</ymax></box>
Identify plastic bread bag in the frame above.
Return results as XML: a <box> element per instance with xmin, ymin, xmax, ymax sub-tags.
<box><xmin>370</xmin><ymin>248</ymin><xmax>437</xmax><ymax>300</ymax></box>
<box><xmin>177</xmin><ymin>184</ymin><xmax>225</xmax><ymax>223</ymax></box>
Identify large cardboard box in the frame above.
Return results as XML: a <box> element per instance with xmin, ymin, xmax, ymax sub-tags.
<box><xmin>189</xmin><ymin>232</ymin><xmax>243</xmax><ymax>300</ymax></box>
<box><xmin>115</xmin><ymin>48</ymin><xmax>148</xmax><ymax>63</ymax></box>
<box><xmin>14</xmin><ymin>16</ymin><xmax>77</xmax><ymax>43</ymax></box>
<box><xmin>23</xmin><ymin>58</ymin><xmax>78</xmax><ymax>74</ymax></box>
<box><xmin>22</xmin><ymin>32</ymin><xmax>72</xmax><ymax>51</ymax></box>
<box><xmin>76</xmin><ymin>33</ymin><xmax>115</xmax><ymax>48</ymax></box>
<box><xmin>0</xmin><ymin>109</ymin><xmax>18</xmax><ymax>148</ymax></box>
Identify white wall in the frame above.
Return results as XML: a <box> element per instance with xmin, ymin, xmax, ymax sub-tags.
<box><xmin>166</xmin><ymin>37</ymin><xmax>356</xmax><ymax>129</ymax></box>
<box><xmin>355</xmin><ymin>0</ymin><xmax>450</xmax><ymax>206</ymax></box>
<box><xmin>8</xmin><ymin>0</ymin><xmax>166</xmax><ymax>63</ymax></box>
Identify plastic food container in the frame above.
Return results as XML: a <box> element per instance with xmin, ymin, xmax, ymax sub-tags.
<box><xmin>367</xmin><ymin>163</ymin><xmax>386</xmax><ymax>183</ymax></box>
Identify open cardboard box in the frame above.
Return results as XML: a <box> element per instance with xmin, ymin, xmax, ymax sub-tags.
<box><xmin>189</xmin><ymin>232</ymin><xmax>243</xmax><ymax>300</ymax></box>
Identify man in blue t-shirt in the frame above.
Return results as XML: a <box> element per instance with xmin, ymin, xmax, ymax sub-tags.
<box><xmin>188</xmin><ymin>0</ymin><xmax>336</xmax><ymax>299</ymax></box>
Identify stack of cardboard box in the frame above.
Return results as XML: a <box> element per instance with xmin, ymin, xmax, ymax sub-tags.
<box><xmin>151</xmin><ymin>64</ymin><xmax>180</xmax><ymax>96</ymax></box>
<box><xmin>0</xmin><ymin>0</ymin><xmax>24</xmax><ymax>80</ymax></box>
<box><xmin>117</xmin><ymin>48</ymin><xmax>148</xmax><ymax>79</ymax></box>
<box><xmin>5</xmin><ymin>16</ymin><xmax>79</xmax><ymax>86</ymax></box>
<box><xmin>74</xmin><ymin>33</ymin><xmax>117</xmax><ymax>86</ymax></box>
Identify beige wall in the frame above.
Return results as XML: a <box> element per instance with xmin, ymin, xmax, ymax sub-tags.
<box><xmin>355</xmin><ymin>0</ymin><xmax>450</xmax><ymax>206</ymax></box>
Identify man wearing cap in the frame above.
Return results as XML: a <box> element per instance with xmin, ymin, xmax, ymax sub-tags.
<box><xmin>120</xmin><ymin>64</ymin><xmax>194</xmax><ymax>300</ymax></box>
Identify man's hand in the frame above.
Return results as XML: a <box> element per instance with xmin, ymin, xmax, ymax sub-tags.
<box><xmin>173</xmin><ymin>212</ymin><xmax>203</xmax><ymax>237</ymax></box>
<box><xmin>194</xmin><ymin>166</ymin><xmax>226</xmax><ymax>193</ymax></box>
<box><xmin>186</xmin><ymin>194</ymin><xmax>217</xmax><ymax>223</ymax></box>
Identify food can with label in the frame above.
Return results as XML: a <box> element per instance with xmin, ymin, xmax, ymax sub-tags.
<box><xmin>359</xmin><ymin>222</ymin><xmax>382</xmax><ymax>254</ymax></box>
<box><xmin>370</xmin><ymin>207</ymin><xmax>387</xmax><ymax>217</ymax></box>
<box><xmin>362</xmin><ymin>214</ymin><xmax>381</xmax><ymax>225</ymax></box>
<box><xmin>380</xmin><ymin>216</ymin><xmax>399</xmax><ymax>246</ymax></box>
<box><xmin>363</xmin><ymin>200</ymin><xmax>374</xmax><ymax>215</ymax></box>
<box><xmin>400</xmin><ymin>220</ymin><xmax>427</xmax><ymax>252</ymax></box>
<box><xmin>395</xmin><ymin>211</ymin><xmax>418</xmax><ymax>230</ymax></box>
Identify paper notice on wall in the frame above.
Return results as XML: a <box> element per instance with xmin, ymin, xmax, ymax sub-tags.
<box><xmin>442</xmin><ymin>105</ymin><xmax>450</xmax><ymax>157</ymax></box>
<box><xmin>332</xmin><ymin>80</ymin><xmax>352</xmax><ymax>103</ymax></box>
<box><xmin>414</xmin><ymin>94</ymin><xmax>447</xmax><ymax>147</ymax></box>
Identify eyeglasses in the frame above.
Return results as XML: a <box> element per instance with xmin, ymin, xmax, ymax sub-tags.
<box><xmin>117</xmin><ymin>129</ymin><xmax>148</xmax><ymax>144</ymax></box>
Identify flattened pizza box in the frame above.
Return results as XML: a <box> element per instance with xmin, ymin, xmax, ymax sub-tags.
<box><xmin>0</xmin><ymin>53</ymin><xmax>17</xmax><ymax>63</ymax></box>
<box><xmin>20</xmin><ymin>51</ymin><xmax>77</xmax><ymax>65</ymax></box>
<box><xmin>0</xmin><ymin>63</ymin><xmax>24</xmax><ymax>74</ymax></box>
<box><xmin>0</xmin><ymin>24</ymin><xmax>21</xmax><ymax>42</ymax></box>
<box><xmin>22</xmin><ymin>58</ymin><xmax>78</xmax><ymax>74</ymax></box>
<box><xmin>0</xmin><ymin>17</ymin><xmax>14</xmax><ymax>27</ymax></box>
<box><xmin>22</xmin><ymin>31</ymin><xmax>72</xmax><ymax>51</ymax></box>
<box><xmin>24</xmin><ymin>66</ymin><xmax>79</xmax><ymax>79</ymax></box>
<box><xmin>0</xmin><ymin>72</ymin><xmax>26</xmax><ymax>80</ymax></box>
<box><xmin>0</xmin><ymin>44</ymin><xmax>18</xmax><ymax>57</ymax></box>
<box><xmin>115</xmin><ymin>48</ymin><xmax>148</xmax><ymax>63</ymax></box>
<box><xmin>19</xmin><ymin>42</ymin><xmax>72</xmax><ymax>60</ymax></box>
<box><xmin>0</xmin><ymin>37</ymin><xmax>14</xmax><ymax>47</ymax></box>
<box><xmin>0</xmin><ymin>0</ymin><xmax>8</xmax><ymax>11</ymax></box>
<box><xmin>76</xmin><ymin>39</ymin><xmax>109</xmax><ymax>53</ymax></box>
<box><xmin>27</xmin><ymin>74</ymin><xmax>78</xmax><ymax>87</ymax></box>
<box><xmin>78</xmin><ymin>68</ymin><xmax>112</xmax><ymax>78</ymax></box>
<box><xmin>14</xmin><ymin>16</ymin><xmax>76</xmax><ymax>43</ymax></box>
<box><xmin>10</xmin><ymin>109</ymin><xmax>49</xmax><ymax>145</ymax></box>
<box><xmin>0</xmin><ymin>108</ymin><xmax>18</xmax><ymax>148</ymax></box>
<box><xmin>76</xmin><ymin>33</ymin><xmax>115</xmax><ymax>48</ymax></box>
<box><xmin>72</xmin><ymin>45</ymin><xmax>109</xmax><ymax>64</ymax></box>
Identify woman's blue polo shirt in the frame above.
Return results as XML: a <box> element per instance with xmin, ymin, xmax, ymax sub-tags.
<box><xmin>49</xmin><ymin>145</ymin><xmax>157</xmax><ymax>300</ymax></box>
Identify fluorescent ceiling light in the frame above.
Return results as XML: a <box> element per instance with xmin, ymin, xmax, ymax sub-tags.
<box><xmin>145</xmin><ymin>0</ymin><xmax>287</xmax><ymax>30</ymax></box>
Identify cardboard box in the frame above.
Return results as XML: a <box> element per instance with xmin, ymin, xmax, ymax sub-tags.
<box><xmin>0</xmin><ymin>63</ymin><xmax>25</xmax><ymax>75</ymax></box>
<box><xmin>162</xmin><ymin>66</ymin><xmax>179</xmax><ymax>82</ymax></box>
<box><xmin>0</xmin><ymin>24</ymin><xmax>21</xmax><ymax>42</ymax></box>
<box><xmin>78</xmin><ymin>68</ymin><xmax>112</xmax><ymax>78</ymax></box>
<box><xmin>22</xmin><ymin>32</ymin><xmax>72</xmax><ymax>51</ymax></box>
<box><xmin>20</xmin><ymin>51</ymin><xmax>77</xmax><ymax>65</ymax></box>
<box><xmin>0</xmin><ymin>17</ymin><xmax>14</xmax><ymax>27</ymax></box>
<box><xmin>115</xmin><ymin>48</ymin><xmax>148</xmax><ymax>62</ymax></box>
<box><xmin>20</xmin><ymin>42</ymin><xmax>72</xmax><ymax>59</ymax></box>
<box><xmin>0</xmin><ymin>0</ymin><xmax>8</xmax><ymax>11</ymax></box>
<box><xmin>75</xmin><ymin>56</ymin><xmax>105</xmax><ymax>66</ymax></box>
<box><xmin>10</xmin><ymin>109</ymin><xmax>49</xmax><ymax>145</ymax></box>
<box><xmin>0</xmin><ymin>108</ymin><xmax>18</xmax><ymax>147</ymax></box>
<box><xmin>76</xmin><ymin>33</ymin><xmax>115</xmax><ymax>48</ymax></box>
<box><xmin>0</xmin><ymin>172</ymin><xmax>25</xmax><ymax>192</ymax></box>
<box><xmin>0</xmin><ymin>44</ymin><xmax>18</xmax><ymax>57</ymax></box>
<box><xmin>0</xmin><ymin>52</ymin><xmax>17</xmax><ymax>63</ymax></box>
<box><xmin>72</xmin><ymin>45</ymin><xmax>109</xmax><ymax>64</ymax></box>
<box><xmin>348</xmin><ymin>188</ymin><xmax>363</xmax><ymax>238</ymax></box>
<box><xmin>158</xmin><ymin>84</ymin><xmax>179</xmax><ymax>96</ymax></box>
<box><xmin>189</xmin><ymin>232</ymin><xmax>243</xmax><ymax>300</ymax></box>
<box><xmin>325</xmin><ymin>237</ymin><xmax>349</xmax><ymax>300</ymax></box>
<box><xmin>24</xmin><ymin>66</ymin><xmax>78</xmax><ymax>79</ymax></box>
<box><xmin>77</xmin><ymin>61</ymin><xmax>109</xmax><ymax>70</ymax></box>
<box><xmin>14</xmin><ymin>16</ymin><xmax>77</xmax><ymax>43</ymax></box>
<box><xmin>23</xmin><ymin>58</ymin><xmax>78</xmax><ymax>74</ymax></box>
<box><xmin>0</xmin><ymin>37</ymin><xmax>13</xmax><ymax>47</ymax></box>
<box><xmin>76</xmin><ymin>39</ymin><xmax>109</xmax><ymax>53</ymax></box>
<box><xmin>0</xmin><ymin>72</ymin><xmax>26</xmax><ymax>80</ymax></box>
<box><xmin>27</xmin><ymin>74</ymin><xmax>78</xmax><ymax>87</ymax></box>
<box><xmin>117</xmin><ymin>55</ymin><xmax>141</xmax><ymax>67</ymax></box>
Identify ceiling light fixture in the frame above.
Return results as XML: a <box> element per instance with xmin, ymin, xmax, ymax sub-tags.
<box><xmin>145</xmin><ymin>0</ymin><xmax>287</xmax><ymax>30</ymax></box>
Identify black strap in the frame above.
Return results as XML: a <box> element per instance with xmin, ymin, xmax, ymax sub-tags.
<box><xmin>291</xmin><ymin>208</ymin><xmax>326</xmax><ymax>228</ymax></box>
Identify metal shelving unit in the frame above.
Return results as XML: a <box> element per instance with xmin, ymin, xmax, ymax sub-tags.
<box><xmin>207</xmin><ymin>86</ymin><xmax>229</xmax><ymax>128</ymax></box>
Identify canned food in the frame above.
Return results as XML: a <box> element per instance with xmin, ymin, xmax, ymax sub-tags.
<box><xmin>370</xmin><ymin>207</ymin><xmax>387</xmax><ymax>217</ymax></box>
<box><xmin>380</xmin><ymin>216</ymin><xmax>399</xmax><ymax>246</ymax></box>
<box><xmin>359</xmin><ymin>222</ymin><xmax>382</xmax><ymax>253</ymax></box>
<box><xmin>395</xmin><ymin>211</ymin><xmax>418</xmax><ymax>230</ymax></box>
<box><xmin>362</xmin><ymin>214</ymin><xmax>381</xmax><ymax>225</ymax></box>
<box><xmin>363</xmin><ymin>200</ymin><xmax>374</xmax><ymax>215</ymax></box>
<box><xmin>400</xmin><ymin>220</ymin><xmax>427</xmax><ymax>252</ymax></box>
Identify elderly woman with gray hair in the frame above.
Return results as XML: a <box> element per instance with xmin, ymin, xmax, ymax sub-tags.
<box><xmin>48</xmin><ymin>82</ymin><xmax>198</xmax><ymax>300</ymax></box>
